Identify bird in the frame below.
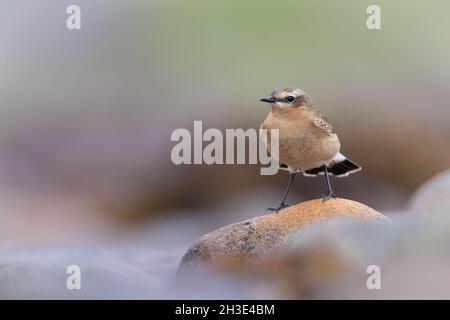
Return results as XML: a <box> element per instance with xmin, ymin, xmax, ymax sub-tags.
<box><xmin>259</xmin><ymin>87</ymin><xmax>361</xmax><ymax>212</ymax></box>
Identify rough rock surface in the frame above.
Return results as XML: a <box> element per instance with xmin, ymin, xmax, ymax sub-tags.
<box><xmin>179</xmin><ymin>198</ymin><xmax>386</xmax><ymax>270</ymax></box>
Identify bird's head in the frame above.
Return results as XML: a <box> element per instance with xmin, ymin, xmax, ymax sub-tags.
<box><xmin>259</xmin><ymin>87</ymin><xmax>313</xmax><ymax>109</ymax></box>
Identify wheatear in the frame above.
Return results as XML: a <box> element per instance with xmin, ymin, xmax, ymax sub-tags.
<box><xmin>260</xmin><ymin>87</ymin><xmax>361</xmax><ymax>212</ymax></box>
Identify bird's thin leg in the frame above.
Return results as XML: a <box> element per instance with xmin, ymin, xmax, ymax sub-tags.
<box><xmin>267</xmin><ymin>173</ymin><xmax>296</xmax><ymax>212</ymax></box>
<box><xmin>280</xmin><ymin>172</ymin><xmax>296</xmax><ymax>206</ymax></box>
<box><xmin>322</xmin><ymin>166</ymin><xmax>337</xmax><ymax>201</ymax></box>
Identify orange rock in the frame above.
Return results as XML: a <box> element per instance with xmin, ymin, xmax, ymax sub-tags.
<box><xmin>178</xmin><ymin>198</ymin><xmax>386</xmax><ymax>271</ymax></box>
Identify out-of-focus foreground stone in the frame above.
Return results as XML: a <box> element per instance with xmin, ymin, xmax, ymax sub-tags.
<box><xmin>410</xmin><ymin>169</ymin><xmax>450</xmax><ymax>215</ymax></box>
<box><xmin>178</xmin><ymin>198</ymin><xmax>386</xmax><ymax>271</ymax></box>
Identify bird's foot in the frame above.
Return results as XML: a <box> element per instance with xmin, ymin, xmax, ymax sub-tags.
<box><xmin>267</xmin><ymin>202</ymin><xmax>289</xmax><ymax>213</ymax></box>
<box><xmin>322</xmin><ymin>191</ymin><xmax>338</xmax><ymax>202</ymax></box>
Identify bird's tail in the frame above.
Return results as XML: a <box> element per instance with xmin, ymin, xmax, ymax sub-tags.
<box><xmin>303</xmin><ymin>153</ymin><xmax>361</xmax><ymax>177</ymax></box>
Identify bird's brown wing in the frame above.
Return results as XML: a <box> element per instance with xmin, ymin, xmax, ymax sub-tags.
<box><xmin>313</xmin><ymin>112</ymin><xmax>335</xmax><ymax>135</ymax></box>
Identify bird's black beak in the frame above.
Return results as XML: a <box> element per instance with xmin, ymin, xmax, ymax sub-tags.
<box><xmin>259</xmin><ymin>96</ymin><xmax>276</xmax><ymax>103</ymax></box>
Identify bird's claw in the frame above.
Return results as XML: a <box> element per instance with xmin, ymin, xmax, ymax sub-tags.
<box><xmin>266</xmin><ymin>202</ymin><xmax>289</xmax><ymax>213</ymax></box>
<box><xmin>322</xmin><ymin>192</ymin><xmax>338</xmax><ymax>202</ymax></box>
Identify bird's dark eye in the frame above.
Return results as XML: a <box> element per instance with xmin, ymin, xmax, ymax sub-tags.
<box><xmin>286</xmin><ymin>96</ymin><xmax>295</xmax><ymax>102</ymax></box>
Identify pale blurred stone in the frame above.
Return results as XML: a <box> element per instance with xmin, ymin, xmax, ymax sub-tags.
<box><xmin>410</xmin><ymin>169</ymin><xmax>450</xmax><ymax>215</ymax></box>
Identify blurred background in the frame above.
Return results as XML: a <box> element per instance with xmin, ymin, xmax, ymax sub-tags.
<box><xmin>1</xmin><ymin>0</ymin><xmax>450</xmax><ymax>298</ymax></box>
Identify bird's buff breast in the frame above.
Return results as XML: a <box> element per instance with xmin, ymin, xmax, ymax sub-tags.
<box><xmin>263</xmin><ymin>119</ymin><xmax>340</xmax><ymax>170</ymax></box>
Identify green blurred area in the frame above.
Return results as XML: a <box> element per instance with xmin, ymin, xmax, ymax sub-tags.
<box><xmin>137</xmin><ymin>0</ymin><xmax>450</xmax><ymax>110</ymax></box>
<box><xmin>4</xmin><ymin>0</ymin><xmax>450</xmax><ymax>118</ymax></box>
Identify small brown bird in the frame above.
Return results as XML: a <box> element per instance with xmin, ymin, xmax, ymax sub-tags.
<box><xmin>260</xmin><ymin>87</ymin><xmax>361</xmax><ymax>212</ymax></box>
